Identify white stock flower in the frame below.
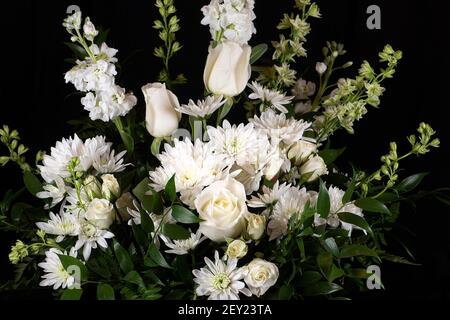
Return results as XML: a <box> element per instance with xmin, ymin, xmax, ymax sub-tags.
<box><xmin>248</xmin><ymin>81</ymin><xmax>294</xmax><ymax>113</ymax></box>
<box><xmin>38</xmin><ymin>248</ymin><xmax>78</xmax><ymax>290</ymax></box>
<box><xmin>63</xmin><ymin>11</ymin><xmax>82</xmax><ymax>31</ymax></box>
<box><xmin>175</xmin><ymin>95</ymin><xmax>226</xmax><ymax>118</ymax></box>
<box><xmin>244</xmin><ymin>258</ymin><xmax>279</xmax><ymax>297</ymax></box>
<box><xmin>250</xmin><ymin>109</ymin><xmax>312</xmax><ymax>147</ymax></box>
<box><xmin>65</xmin><ymin>59</ymin><xmax>116</xmax><ymax>92</ymax></box>
<box><xmin>267</xmin><ymin>186</ymin><xmax>311</xmax><ymax>240</ymax></box>
<box><xmin>195</xmin><ymin>177</ymin><xmax>248</xmax><ymax>242</ymax></box>
<box><xmin>36</xmin><ymin>177</ymin><xmax>67</xmax><ymax>208</ymax></box>
<box><xmin>292</xmin><ymin>79</ymin><xmax>316</xmax><ymax>100</ymax></box>
<box><xmin>36</xmin><ymin>211</ymin><xmax>80</xmax><ymax>242</ymax></box>
<box><xmin>83</xmin><ymin>17</ymin><xmax>98</xmax><ymax>41</ymax></box>
<box><xmin>90</xmin><ymin>43</ymin><xmax>118</xmax><ymax>63</ymax></box>
<box><xmin>192</xmin><ymin>251</ymin><xmax>251</xmax><ymax>300</ymax></box>
<box><xmin>160</xmin><ymin>229</ymin><xmax>206</xmax><ymax>255</ymax></box>
<box><xmin>314</xmin><ymin>186</ymin><xmax>365</xmax><ymax>236</ymax></box>
<box><xmin>149</xmin><ymin>138</ymin><xmax>230</xmax><ymax>208</ymax></box>
<box><xmin>75</xmin><ymin>222</ymin><xmax>114</xmax><ymax>260</ymax></box>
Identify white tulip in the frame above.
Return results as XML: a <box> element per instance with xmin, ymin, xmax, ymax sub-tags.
<box><xmin>244</xmin><ymin>258</ymin><xmax>279</xmax><ymax>297</ymax></box>
<box><xmin>203</xmin><ymin>41</ymin><xmax>251</xmax><ymax>97</ymax></box>
<box><xmin>85</xmin><ymin>198</ymin><xmax>116</xmax><ymax>229</ymax></box>
<box><xmin>141</xmin><ymin>83</ymin><xmax>181</xmax><ymax>138</ymax></box>
<box><xmin>226</xmin><ymin>240</ymin><xmax>248</xmax><ymax>259</ymax></box>
<box><xmin>300</xmin><ymin>155</ymin><xmax>328</xmax><ymax>182</ymax></box>
<box><xmin>246</xmin><ymin>213</ymin><xmax>266</xmax><ymax>241</ymax></box>
<box><xmin>288</xmin><ymin>140</ymin><xmax>317</xmax><ymax>165</ymax></box>
<box><xmin>195</xmin><ymin>177</ymin><xmax>248</xmax><ymax>242</ymax></box>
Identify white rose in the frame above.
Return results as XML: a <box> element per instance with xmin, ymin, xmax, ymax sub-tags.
<box><xmin>195</xmin><ymin>177</ymin><xmax>248</xmax><ymax>242</ymax></box>
<box><xmin>115</xmin><ymin>192</ymin><xmax>136</xmax><ymax>221</ymax></box>
<box><xmin>226</xmin><ymin>240</ymin><xmax>248</xmax><ymax>259</ymax></box>
<box><xmin>244</xmin><ymin>258</ymin><xmax>279</xmax><ymax>297</ymax></box>
<box><xmin>85</xmin><ymin>198</ymin><xmax>116</xmax><ymax>229</ymax></box>
<box><xmin>315</xmin><ymin>62</ymin><xmax>327</xmax><ymax>75</ymax></box>
<box><xmin>288</xmin><ymin>140</ymin><xmax>317</xmax><ymax>165</ymax></box>
<box><xmin>246</xmin><ymin>213</ymin><xmax>266</xmax><ymax>241</ymax></box>
<box><xmin>83</xmin><ymin>175</ymin><xmax>101</xmax><ymax>200</ymax></box>
<box><xmin>101</xmin><ymin>174</ymin><xmax>120</xmax><ymax>201</ymax></box>
<box><xmin>263</xmin><ymin>153</ymin><xmax>285</xmax><ymax>181</ymax></box>
<box><xmin>300</xmin><ymin>155</ymin><xmax>328</xmax><ymax>182</ymax></box>
<box><xmin>203</xmin><ymin>40</ymin><xmax>251</xmax><ymax>97</ymax></box>
<box><xmin>141</xmin><ymin>83</ymin><xmax>181</xmax><ymax>138</ymax></box>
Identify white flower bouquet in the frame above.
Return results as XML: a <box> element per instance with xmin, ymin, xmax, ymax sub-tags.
<box><xmin>0</xmin><ymin>0</ymin><xmax>444</xmax><ymax>300</ymax></box>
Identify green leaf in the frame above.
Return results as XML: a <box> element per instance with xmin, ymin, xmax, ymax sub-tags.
<box><xmin>58</xmin><ymin>255</ymin><xmax>88</xmax><ymax>282</ymax></box>
<box><xmin>147</xmin><ymin>243</ymin><xmax>172</xmax><ymax>269</ymax></box>
<box><xmin>140</xmin><ymin>210</ymin><xmax>155</xmax><ymax>233</ymax></box>
<box><xmin>123</xmin><ymin>270</ymin><xmax>145</xmax><ymax>288</ymax></box>
<box><xmin>171</xmin><ymin>205</ymin><xmax>201</xmax><ymax>224</ymax></box>
<box><xmin>217</xmin><ymin>98</ymin><xmax>233</xmax><ymax>125</ymax></box>
<box><xmin>318</xmin><ymin>147</ymin><xmax>346</xmax><ymax>165</ymax></box>
<box><xmin>131</xmin><ymin>222</ymin><xmax>149</xmax><ymax>250</ymax></box>
<box><xmin>86</xmin><ymin>256</ymin><xmax>111</xmax><ymax>279</ymax></box>
<box><xmin>97</xmin><ymin>283</ymin><xmax>115</xmax><ymax>300</ymax></box>
<box><xmin>150</xmin><ymin>190</ymin><xmax>164</xmax><ymax>214</ymax></box>
<box><xmin>250</xmin><ymin>43</ymin><xmax>268</xmax><ymax>64</ymax></box>
<box><xmin>355</xmin><ymin>198</ymin><xmax>390</xmax><ymax>214</ymax></box>
<box><xmin>395</xmin><ymin>172</ymin><xmax>429</xmax><ymax>193</ymax></box>
<box><xmin>161</xmin><ymin>223</ymin><xmax>190</xmax><ymax>240</ymax></box>
<box><xmin>317</xmin><ymin>181</ymin><xmax>330</xmax><ymax>218</ymax></box>
<box><xmin>380</xmin><ymin>253</ymin><xmax>420</xmax><ymax>266</ymax></box>
<box><xmin>342</xmin><ymin>180</ymin><xmax>356</xmax><ymax>204</ymax></box>
<box><xmin>303</xmin><ymin>282</ymin><xmax>343</xmax><ymax>296</ymax></box>
<box><xmin>337</xmin><ymin>212</ymin><xmax>373</xmax><ymax>236</ymax></box>
<box><xmin>322</xmin><ymin>238</ymin><xmax>340</xmax><ymax>257</ymax></box>
<box><xmin>151</xmin><ymin>137</ymin><xmax>162</xmax><ymax>157</ymax></box>
<box><xmin>60</xmin><ymin>288</ymin><xmax>83</xmax><ymax>300</ymax></box>
<box><xmin>63</xmin><ymin>42</ymin><xmax>88</xmax><ymax>59</ymax></box>
<box><xmin>278</xmin><ymin>284</ymin><xmax>294</xmax><ymax>300</ymax></box>
<box><xmin>316</xmin><ymin>251</ymin><xmax>333</xmax><ymax>276</ymax></box>
<box><xmin>113</xmin><ymin>240</ymin><xmax>134</xmax><ymax>274</ymax></box>
<box><xmin>298</xmin><ymin>271</ymin><xmax>322</xmax><ymax>287</ymax></box>
<box><xmin>327</xmin><ymin>264</ymin><xmax>345</xmax><ymax>282</ymax></box>
<box><xmin>23</xmin><ymin>171</ymin><xmax>42</xmax><ymax>196</ymax></box>
<box><xmin>120</xmin><ymin>130</ymin><xmax>134</xmax><ymax>154</ymax></box>
<box><xmin>339</xmin><ymin>244</ymin><xmax>379</xmax><ymax>259</ymax></box>
<box><xmin>164</xmin><ymin>174</ymin><xmax>177</xmax><ymax>202</ymax></box>
<box><xmin>132</xmin><ymin>178</ymin><xmax>150</xmax><ymax>203</ymax></box>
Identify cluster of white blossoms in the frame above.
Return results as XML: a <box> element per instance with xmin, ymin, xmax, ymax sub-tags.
<box><xmin>201</xmin><ymin>0</ymin><xmax>256</xmax><ymax>45</ymax></box>
<box><xmin>63</xmin><ymin>11</ymin><xmax>137</xmax><ymax>122</ymax></box>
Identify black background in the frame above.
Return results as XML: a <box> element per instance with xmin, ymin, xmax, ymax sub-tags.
<box><xmin>0</xmin><ymin>0</ymin><xmax>449</xmax><ymax>300</ymax></box>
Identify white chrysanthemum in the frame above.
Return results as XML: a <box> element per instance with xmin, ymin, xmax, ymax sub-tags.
<box><xmin>176</xmin><ymin>95</ymin><xmax>226</xmax><ymax>118</ymax></box>
<box><xmin>74</xmin><ymin>222</ymin><xmax>114</xmax><ymax>260</ymax></box>
<box><xmin>313</xmin><ymin>186</ymin><xmax>365</xmax><ymax>236</ymax></box>
<box><xmin>250</xmin><ymin>109</ymin><xmax>312</xmax><ymax>147</ymax></box>
<box><xmin>247</xmin><ymin>181</ymin><xmax>291</xmax><ymax>208</ymax></box>
<box><xmin>38</xmin><ymin>248</ymin><xmax>78</xmax><ymax>290</ymax></box>
<box><xmin>201</xmin><ymin>0</ymin><xmax>256</xmax><ymax>45</ymax></box>
<box><xmin>36</xmin><ymin>177</ymin><xmax>67</xmax><ymax>208</ymax></box>
<box><xmin>149</xmin><ymin>138</ymin><xmax>230</xmax><ymax>208</ymax></box>
<box><xmin>63</xmin><ymin>187</ymin><xmax>90</xmax><ymax>215</ymax></box>
<box><xmin>193</xmin><ymin>251</ymin><xmax>251</xmax><ymax>300</ymax></box>
<box><xmin>36</xmin><ymin>211</ymin><xmax>80</xmax><ymax>243</ymax></box>
<box><xmin>160</xmin><ymin>229</ymin><xmax>206</xmax><ymax>255</ymax></box>
<box><xmin>292</xmin><ymin>78</ymin><xmax>316</xmax><ymax>100</ymax></box>
<box><xmin>81</xmin><ymin>85</ymin><xmax>137</xmax><ymax>122</ymax></box>
<box><xmin>248</xmin><ymin>81</ymin><xmax>294</xmax><ymax>113</ymax></box>
<box><xmin>38</xmin><ymin>135</ymin><xmax>127</xmax><ymax>184</ymax></box>
<box><xmin>267</xmin><ymin>187</ymin><xmax>311</xmax><ymax>240</ymax></box>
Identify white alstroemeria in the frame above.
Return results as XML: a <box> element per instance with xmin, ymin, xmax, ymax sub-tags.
<box><xmin>74</xmin><ymin>222</ymin><xmax>114</xmax><ymax>260</ymax></box>
<box><xmin>63</xmin><ymin>11</ymin><xmax>82</xmax><ymax>31</ymax></box>
<box><xmin>36</xmin><ymin>211</ymin><xmax>80</xmax><ymax>242</ymax></box>
<box><xmin>267</xmin><ymin>186</ymin><xmax>311</xmax><ymax>240</ymax></box>
<box><xmin>247</xmin><ymin>181</ymin><xmax>291</xmax><ymax>208</ymax></box>
<box><xmin>313</xmin><ymin>186</ymin><xmax>365</xmax><ymax>236</ymax></box>
<box><xmin>38</xmin><ymin>248</ymin><xmax>78</xmax><ymax>290</ymax></box>
<box><xmin>201</xmin><ymin>0</ymin><xmax>256</xmax><ymax>45</ymax></box>
<box><xmin>160</xmin><ymin>229</ymin><xmax>206</xmax><ymax>255</ymax></box>
<box><xmin>149</xmin><ymin>138</ymin><xmax>230</xmax><ymax>208</ymax></box>
<box><xmin>292</xmin><ymin>79</ymin><xmax>316</xmax><ymax>100</ymax></box>
<box><xmin>81</xmin><ymin>85</ymin><xmax>137</xmax><ymax>122</ymax></box>
<box><xmin>36</xmin><ymin>177</ymin><xmax>67</xmax><ymax>208</ymax></box>
<box><xmin>192</xmin><ymin>251</ymin><xmax>252</xmax><ymax>300</ymax></box>
<box><xmin>83</xmin><ymin>17</ymin><xmax>98</xmax><ymax>41</ymax></box>
<box><xmin>175</xmin><ymin>95</ymin><xmax>226</xmax><ymax>118</ymax></box>
<box><xmin>250</xmin><ymin>109</ymin><xmax>312</xmax><ymax>147</ymax></box>
<box><xmin>248</xmin><ymin>81</ymin><xmax>294</xmax><ymax>113</ymax></box>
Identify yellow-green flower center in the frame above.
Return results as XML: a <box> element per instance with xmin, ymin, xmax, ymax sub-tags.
<box><xmin>212</xmin><ymin>273</ymin><xmax>231</xmax><ymax>290</ymax></box>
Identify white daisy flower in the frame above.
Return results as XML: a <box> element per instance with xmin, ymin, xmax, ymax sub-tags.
<box><xmin>247</xmin><ymin>181</ymin><xmax>291</xmax><ymax>208</ymax></box>
<box><xmin>160</xmin><ymin>229</ymin><xmax>206</xmax><ymax>255</ymax></box>
<box><xmin>313</xmin><ymin>186</ymin><xmax>365</xmax><ymax>236</ymax></box>
<box><xmin>267</xmin><ymin>186</ymin><xmax>312</xmax><ymax>240</ymax></box>
<box><xmin>36</xmin><ymin>177</ymin><xmax>67</xmax><ymax>208</ymax></box>
<box><xmin>248</xmin><ymin>81</ymin><xmax>294</xmax><ymax>113</ymax></box>
<box><xmin>291</xmin><ymin>78</ymin><xmax>316</xmax><ymax>100</ymax></box>
<box><xmin>250</xmin><ymin>109</ymin><xmax>312</xmax><ymax>147</ymax></box>
<box><xmin>36</xmin><ymin>211</ymin><xmax>80</xmax><ymax>243</ymax></box>
<box><xmin>38</xmin><ymin>248</ymin><xmax>78</xmax><ymax>290</ymax></box>
<box><xmin>149</xmin><ymin>138</ymin><xmax>231</xmax><ymax>208</ymax></box>
<box><xmin>176</xmin><ymin>95</ymin><xmax>226</xmax><ymax>118</ymax></box>
<box><xmin>192</xmin><ymin>251</ymin><xmax>251</xmax><ymax>300</ymax></box>
<box><xmin>74</xmin><ymin>222</ymin><xmax>114</xmax><ymax>260</ymax></box>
